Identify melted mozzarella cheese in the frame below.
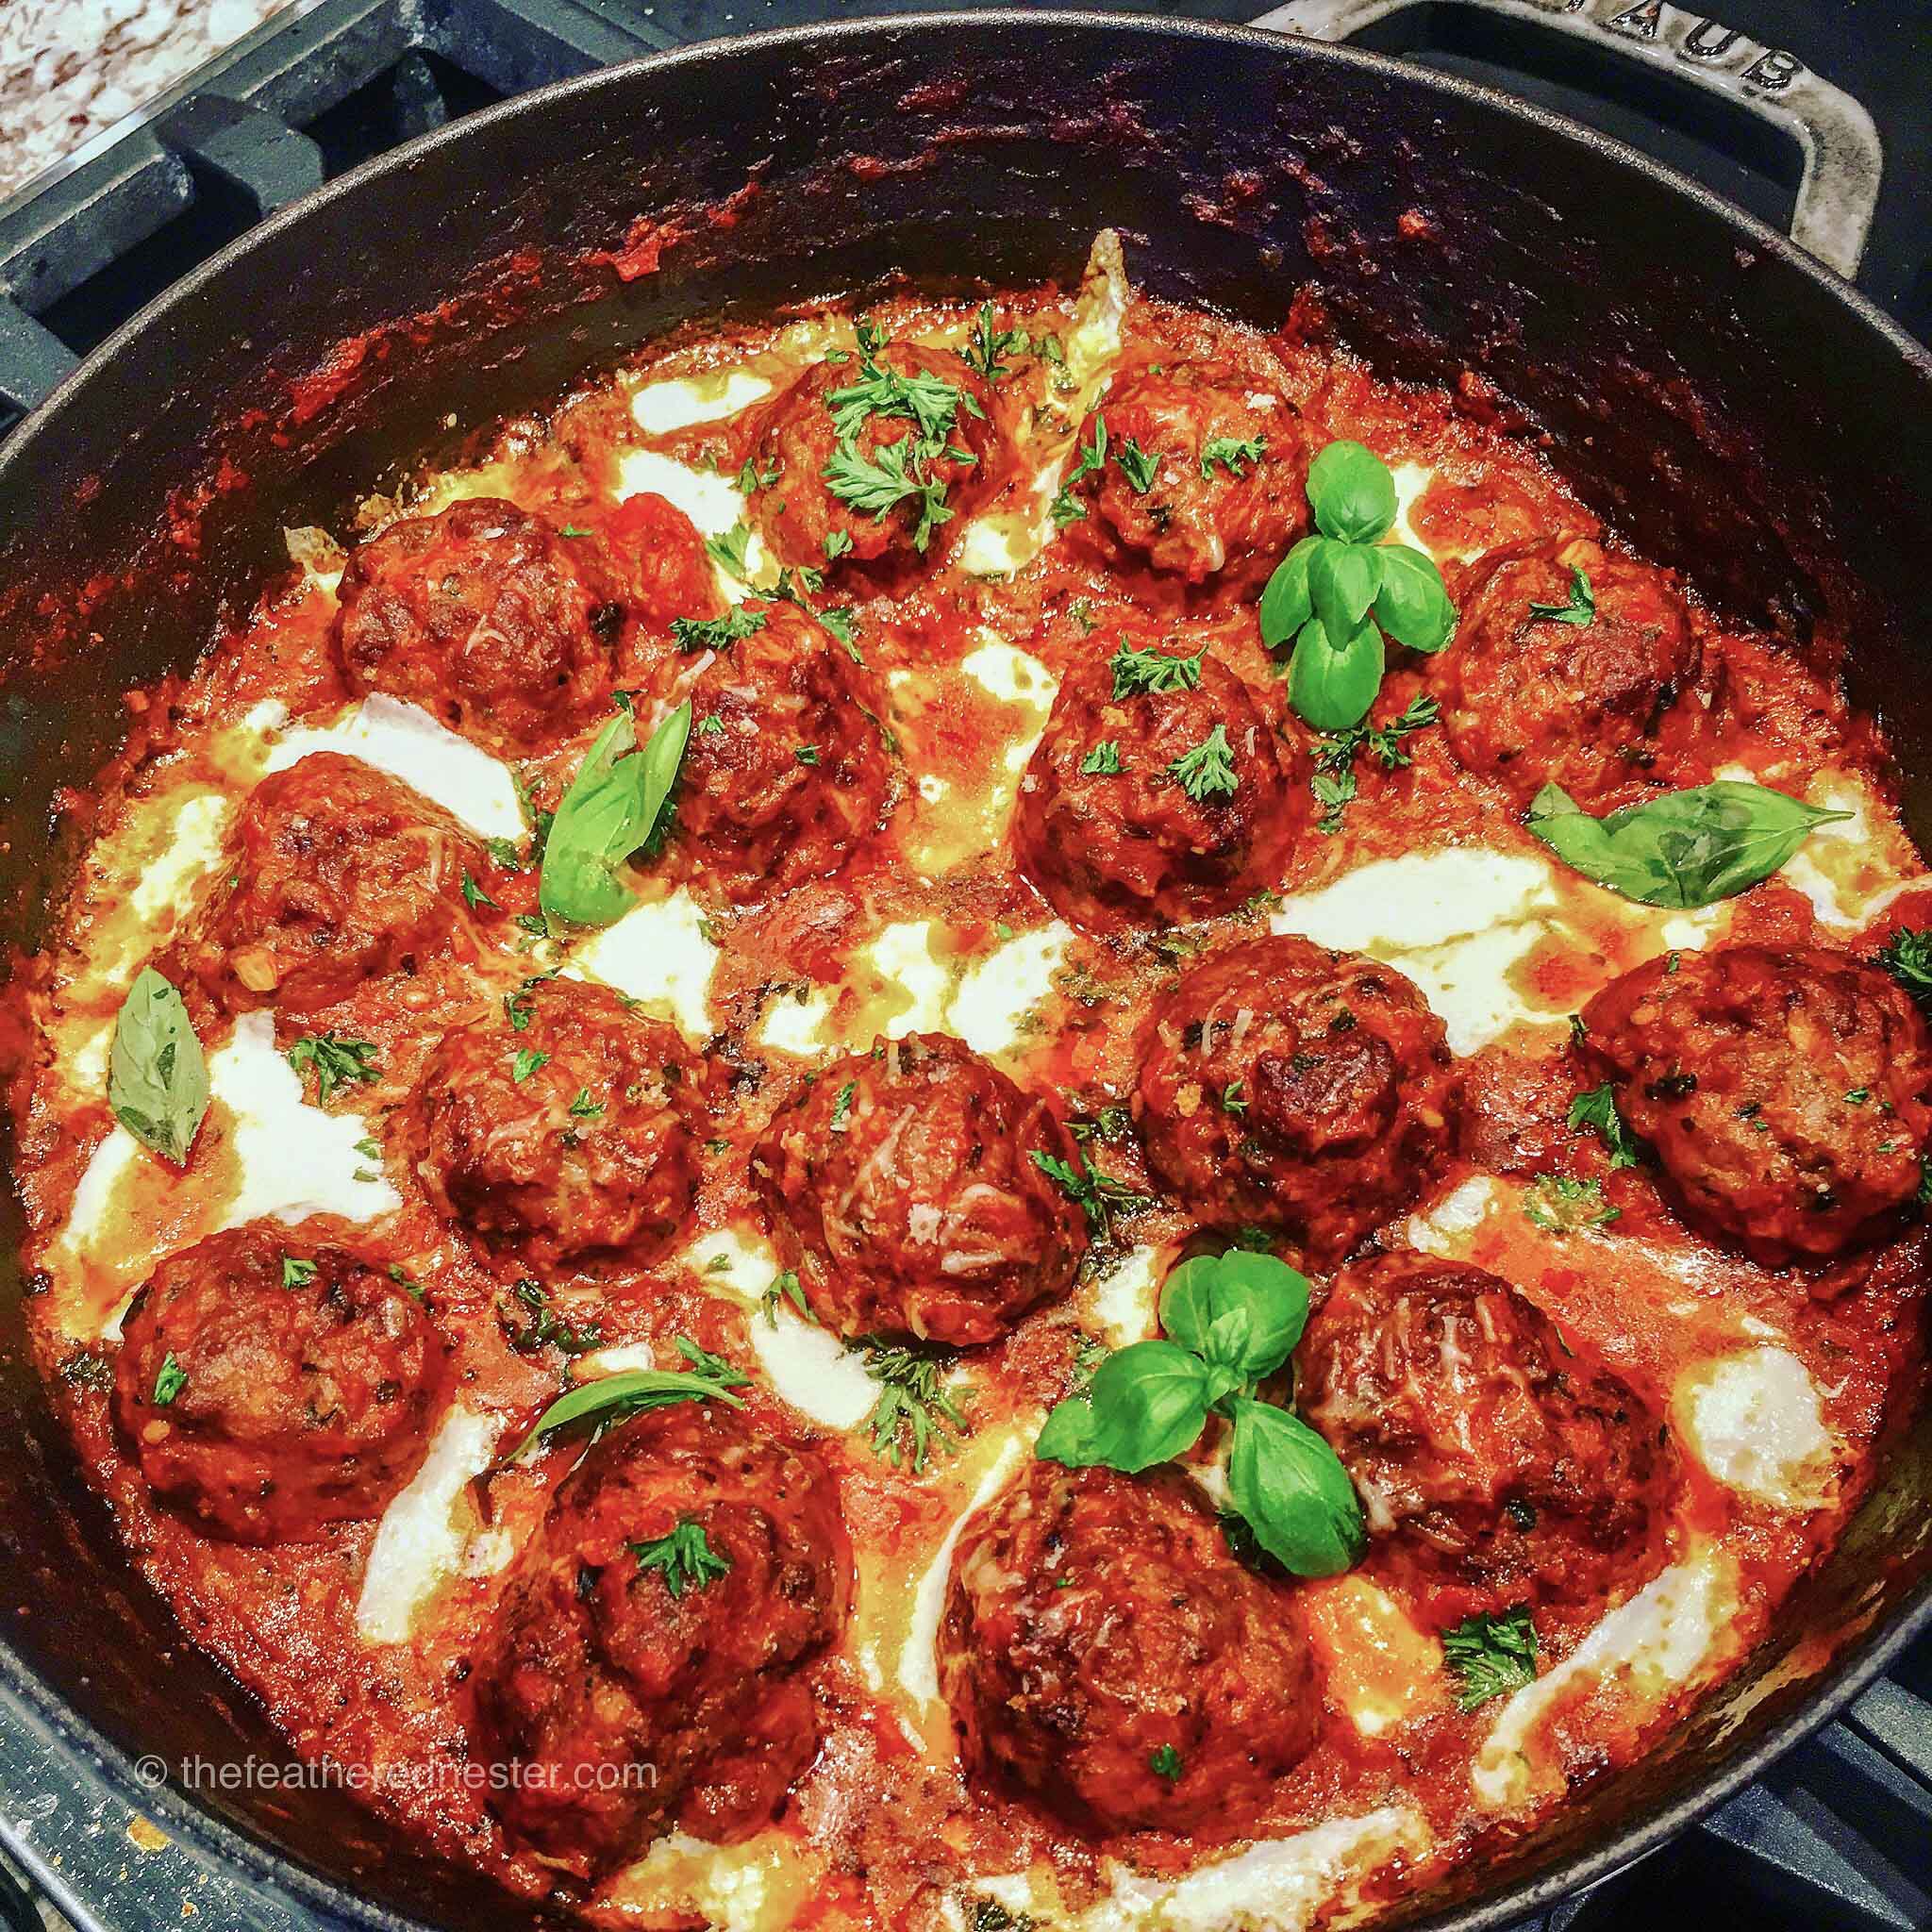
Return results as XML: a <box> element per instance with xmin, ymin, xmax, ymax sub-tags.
<box><xmin>1407</xmin><ymin>1175</ymin><xmax>1501</xmax><ymax>1257</ymax></box>
<box><xmin>1474</xmin><ymin>1548</ymin><xmax>1735</xmax><ymax>1807</ymax></box>
<box><xmin>963</xmin><ymin>638</ymin><xmax>1058</xmax><ymax>710</ymax></box>
<box><xmin>631</xmin><ymin>369</ymin><xmax>773</xmax><ymax>435</ymax></box>
<box><xmin>1087</xmin><ymin>1243</ymin><xmax>1163</xmax><ymax>1347</ymax></box>
<box><xmin>127</xmin><ymin>792</ymin><xmax>233</xmax><ymax>924</ymax></box>
<box><xmin>565</xmin><ymin>888</ymin><xmax>718</xmax><ymax>1043</ymax></box>
<box><xmin>1079</xmin><ymin>1807</ymin><xmax>1426</xmax><ymax>1932</ymax></box>
<box><xmin>898</xmin><ymin>1433</ymin><xmax>1024</xmax><ymax>1707</ymax></box>
<box><xmin>950</xmin><ymin>923</ymin><xmax>1071</xmax><ymax>1056</ymax></box>
<box><xmin>869</xmin><ymin>922</ymin><xmax>952</xmax><ymax>1039</ymax></box>
<box><xmin>357</xmin><ymin>1405</ymin><xmax>505</xmax><ymax>1645</ymax></box>
<box><xmin>266</xmin><ymin>694</ymin><xmax>525</xmax><ymax>841</ymax></box>
<box><xmin>758</xmin><ymin>982</ymin><xmax>835</xmax><ymax>1055</ymax></box>
<box><xmin>749</xmin><ymin>1304</ymin><xmax>878</xmax><ymax>1430</ymax></box>
<box><xmin>1674</xmin><ymin>1348</ymin><xmax>1837</xmax><ymax>1511</ymax></box>
<box><xmin>214</xmin><ymin>1012</ymin><xmax>401</xmax><ymax>1229</ymax></box>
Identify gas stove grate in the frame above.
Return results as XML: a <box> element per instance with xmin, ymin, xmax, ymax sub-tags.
<box><xmin>0</xmin><ymin>0</ymin><xmax>1926</xmax><ymax>1926</ymax></box>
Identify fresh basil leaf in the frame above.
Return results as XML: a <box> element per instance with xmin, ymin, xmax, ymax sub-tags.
<box><xmin>1526</xmin><ymin>780</ymin><xmax>1852</xmax><ymax>909</ymax></box>
<box><xmin>1258</xmin><ymin>534</ymin><xmax>1321</xmax><ymax>651</ymax></box>
<box><xmin>108</xmin><ymin>968</ymin><xmax>208</xmax><ymax>1167</ymax></box>
<box><xmin>1158</xmin><ymin>1250</ymin><xmax>1310</xmax><ymax>1383</ymax></box>
<box><xmin>1307</xmin><ymin>538</ymin><xmax>1384</xmax><ymax>650</ymax></box>
<box><xmin>508</xmin><ymin>1363</ymin><xmax>743</xmax><ymax>1461</ymax></box>
<box><xmin>1307</xmin><ymin>440</ymin><xmax>1396</xmax><ymax>545</ymax></box>
<box><xmin>1034</xmin><ymin>1340</ymin><xmax>1213</xmax><ymax>1474</ymax></box>
<box><xmin>538</xmin><ymin>701</ymin><xmax>692</xmax><ymax>929</ymax></box>
<box><xmin>1373</xmin><ymin>543</ymin><xmax>1457</xmax><ymax>653</ymax></box>
<box><xmin>1225</xmin><ymin>1397</ymin><xmax>1365</xmax><ymax>1577</ymax></box>
<box><xmin>1288</xmin><ymin>615</ymin><xmax>1384</xmax><ymax>733</ymax></box>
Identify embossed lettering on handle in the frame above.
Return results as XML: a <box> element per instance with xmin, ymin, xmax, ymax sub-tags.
<box><xmin>1249</xmin><ymin>0</ymin><xmax>1883</xmax><ymax>276</ymax></box>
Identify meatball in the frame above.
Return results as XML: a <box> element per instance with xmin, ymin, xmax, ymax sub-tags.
<box><xmin>941</xmin><ymin>1461</ymin><xmax>1321</xmax><ymax>1836</ymax></box>
<box><xmin>1438</xmin><ymin>537</ymin><xmax>1701</xmax><ymax>802</ymax></box>
<box><xmin>671</xmin><ymin>600</ymin><xmax>894</xmax><ymax>901</ymax></box>
<box><xmin>404</xmin><ymin>978</ymin><xmax>707</xmax><ymax>1271</ymax></box>
<box><xmin>113</xmin><ymin>1222</ymin><xmax>445</xmax><ymax>1544</ymax></box>
<box><xmin>175</xmin><ymin>752</ymin><xmax>490</xmax><ymax>1015</ymax></box>
<box><xmin>1062</xmin><ymin>360</ymin><xmax>1309</xmax><ymax>596</ymax></box>
<box><xmin>602</xmin><ymin>491</ymin><xmax>725</xmax><ymax>635</ymax></box>
<box><xmin>751</xmin><ymin>1032</ymin><xmax>1090</xmax><ymax>1345</ymax></box>
<box><xmin>745</xmin><ymin>342</ymin><xmax>1000</xmax><ymax>572</ymax></box>
<box><xmin>1582</xmin><ymin>945</ymin><xmax>1932</xmax><ymax>1265</ymax></box>
<box><xmin>1015</xmin><ymin>643</ymin><xmax>1305</xmax><ymax>931</ymax></box>
<box><xmin>1297</xmin><ymin>1255</ymin><xmax>1669</xmax><ymax>1617</ymax></box>
<box><xmin>475</xmin><ymin>1402</ymin><xmax>850</xmax><ymax>1876</ymax></box>
<box><xmin>334</xmin><ymin>497</ymin><xmax>623</xmax><ymax>757</ymax></box>
<box><xmin>1136</xmin><ymin>936</ymin><xmax>1457</xmax><ymax>1259</ymax></box>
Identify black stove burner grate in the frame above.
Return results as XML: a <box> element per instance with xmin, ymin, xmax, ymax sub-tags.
<box><xmin>0</xmin><ymin>0</ymin><xmax>1926</xmax><ymax>1927</ymax></box>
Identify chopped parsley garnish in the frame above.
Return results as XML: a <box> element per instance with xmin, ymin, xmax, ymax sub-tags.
<box><xmin>858</xmin><ymin>1340</ymin><xmax>969</xmax><ymax>1473</ymax></box>
<box><xmin>500</xmin><ymin>1277</ymin><xmax>603</xmax><ymax>1357</ymax></box>
<box><xmin>704</xmin><ymin>523</ymin><xmax>753</xmax><ymax>579</ymax></box>
<box><xmin>389</xmin><ymin>1263</ymin><xmax>426</xmax><ymax>1303</ymax></box>
<box><xmin>628</xmin><ymin>1518</ymin><xmax>733</xmax><ymax>1599</ymax></box>
<box><xmin>829</xmin><ymin>1080</ymin><xmax>858</xmax><ymax>1132</ymax></box>
<box><xmin>735</xmin><ymin>457</ymin><xmax>781</xmax><ymax>493</ymax></box>
<box><xmin>287</xmin><ymin>1032</ymin><xmax>380</xmax><ymax>1106</ymax></box>
<box><xmin>1168</xmin><ymin>723</ymin><xmax>1238</xmax><ymax>801</ymax></box>
<box><xmin>672</xmin><ymin>607</ymin><xmax>766</xmax><ymax>653</ymax></box>
<box><xmin>823</xmin><ymin>528</ymin><xmax>854</xmax><ymax>561</ymax></box>
<box><xmin>697</xmin><ymin>713</ymin><xmax>725</xmax><ymax>736</ymax></box>
<box><xmin>795</xmin><ymin>745</ymin><xmax>821</xmax><ymax>766</ymax></box>
<box><xmin>1442</xmin><ymin>1606</ymin><xmax>1539</xmax><ymax>1710</ymax></box>
<box><xmin>762</xmin><ymin>1268</ymin><xmax>813</xmax><ymax>1326</ymax></box>
<box><xmin>281</xmin><ymin>1256</ymin><xmax>316</xmax><ymax>1288</ymax></box>
<box><xmin>960</xmin><ymin>300</ymin><xmax>1026</xmax><ymax>383</ymax></box>
<box><xmin>1109</xmin><ymin>641</ymin><xmax>1205</xmax><ymax>699</ymax></box>
<box><xmin>484</xmin><ymin>836</ymin><xmax>525</xmax><ymax>872</ymax></box>
<box><xmin>1067</xmin><ymin>597</ymin><xmax>1097</xmax><ymax>635</ymax></box>
<box><xmin>1527</xmin><ymin>564</ymin><xmax>1596</xmax><ymax>626</ymax></box>
<box><xmin>1081</xmin><ymin>741</ymin><xmax>1124</xmax><ymax>775</ymax></box>
<box><xmin>460</xmin><ymin>871</ymin><xmax>500</xmax><ymax>911</ymax></box>
<box><xmin>504</xmin><ymin>978</ymin><xmax>543</xmax><ymax>1030</ymax></box>
<box><xmin>511</xmin><ymin>1047</ymin><xmax>549</xmax><ymax>1083</ymax></box>
<box><xmin>1309</xmin><ymin>694</ymin><xmax>1439</xmax><ymax>834</ymax></box>
<box><xmin>1148</xmin><ymin>1743</ymin><xmax>1184</xmax><ymax>1785</ymax></box>
<box><xmin>568</xmin><ymin>1088</ymin><xmax>605</xmax><ymax>1120</ymax></box>
<box><xmin>1878</xmin><ymin>927</ymin><xmax>1932</xmax><ymax>1012</ymax></box>
<box><xmin>823</xmin><ymin>438</ymin><xmax>956</xmax><ymax>552</ymax></box>
<box><xmin>817</xmin><ymin>607</ymin><xmax>861</xmax><ymax>660</ymax></box>
<box><xmin>1113</xmin><ymin>436</ymin><xmax>1161</xmax><ymax>494</ymax></box>
<box><xmin>1222</xmin><ymin>1080</ymin><xmax>1247</xmax><ymax>1115</ymax></box>
<box><xmin>1050</xmin><ymin>414</ymin><xmax>1108</xmax><ymax>527</ymax></box>
<box><xmin>1200</xmin><ymin>434</ymin><xmax>1266</xmax><ymax>479</ymax></box>
<box><xmin>1028</xmin><ymin>1149</ymin><xmax>1151</xmax><ymax>1236</ymax></box>
<box><xmin>1524</xmin><ymin>1174</ymin><xmax>1619</xmax><ymax>1233</ymax></box>
<box><xmin>1568</xmin><ymin>1083</ymin><xmax>1641</xmax><ymax>1169</ymax></box>
<box><xmin>152</xmin><ymin>1353</ymin><xmax>187</xmax><ymax>1407</ymax></box>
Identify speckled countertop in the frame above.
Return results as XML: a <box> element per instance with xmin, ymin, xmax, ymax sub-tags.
<box><xmin>0</xmin><ymin>0</ymin><xmax>295</xmax><ymax>205</ymax></box>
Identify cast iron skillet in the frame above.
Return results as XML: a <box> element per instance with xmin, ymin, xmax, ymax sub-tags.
<box><xmin>0</xmin><ymin>14</ymin><xmax>1928</xmax><ymax>1930</ymax></box>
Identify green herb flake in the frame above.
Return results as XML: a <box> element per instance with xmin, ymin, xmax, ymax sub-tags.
<box><xmin>1200</xmin><ymin>434</ymin><xmax>1266</xmax><ymax>479</ymax></box>
<box><xmin>512</xmin><ymin>1048</ymin><xmax>550</xmax><ymax>1083</ymax></box>
<box><xmin>705</xmin><ymin>523</ymin><xmax>754</xmax><ymax>579</ymax></box>
<box><xmin>1527</xmin><ymin>565</ymin><xmax>1596</xmax><ymax>626</ymax></box>
<box><xmin>1524</xmin><ymin>1174</ymin><xmax>1620</xmax><ymax>1233</ymax></box>
<box><xmin>1442</xmin><ymin>1606</ymin><xmax>1539</xmax><ymax>1710</ymax></box>
<box><xmin>1114</xmin><ymin>436</ymin><xmax>1161</xmax><ymax>494</ymax></box>
<box><xmin>1109</xmin><ymin>641</ymin><xmax>1206</xmax><ymax>699</ymax></box>
<box><xmin>1168</xmin><ymin>723</ymin><xmax>1239</xmax><ymax>801</ymax></box>
<box><xmin>858</xmin><ymin>1341</ymin><xmax>969</xmax><ymax>1473</ymax></box>
<box><xmin>1567</xmin><ymin>1083</ymin><xmax>1641</xmax><ymax>1169</ymax></box>
<box><xmin>287</xmin><ymin>1031</ymin><xmax>380</xmax><ymax>1107</ymax></box>
<box><xmin>281</xmin><ymin>1255</ymin><xmax>317</xmax><ymax>1289</ymax></box>
<box><xmin>152</xmin><ymin>1353</ymin><xmax>187</xmax><ymax>1407</ymax></box>
<box><xmin>1148</xmin><ymin>1743</ymin><xmax>1184</xmax><ymax>1785</ymax></box>
<box><xmin>628</xmin><ymin>1517</ymin><xmax>733</xmax><ymax>1598</ymax></box>
<box><xmin>673</xmin><ymin>607</ymin><xmax>767</xmax><ymax>654</ymax></box>
<box><xmin>1081</xmin><ymin>741</ymin><xmax>1124</xmax><ymax>776</ymax></box>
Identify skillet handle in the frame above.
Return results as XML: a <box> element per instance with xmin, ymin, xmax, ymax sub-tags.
<box><xmin>1247</xmin><ymin>0</ymin><xmax>1883</xmax><ymax>277</ymax></box>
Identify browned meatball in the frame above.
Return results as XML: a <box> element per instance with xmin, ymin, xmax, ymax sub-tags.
<box><xmin>670</xmin><ymin>600</ymin><xmax>894</xmax><ymax>901</ymax></box>
<box><xmin>113</xmin><ymin>1222</ymin><xmax>446</xmax><ymax>1544</ymax></box>
<box><xmin>1062</xmin><ymin>360</ymin><xmax>1309</xmax><ymax>596</ymax></box>
<box><xmin>475</xmin><ymin>1402</ymin><xmax>850</xmax><ymax>1876</ymax></box>
<box><xmin>1582</xmin><ymin>945</ymin><xmax>1932</xmax><ymax>1266</ymax></box>
<box><xmin>1438</xmin><ymin>537</ymin><xmax>1702</xmax><ymax>803</ymax></box>
<box><xmin>746</xmin><ymin>342</ymin><xmax>1000</xmax><ymax>573</ymax></box>
<box><xmin>1136</xmin><ymin>936</ymin><xmax>1457</xmax><ymax>1259</ymax></box>
<box><xmin>1016</xmin><ymin>641</ymin><xmax>1305</xmax><ymax>932</ymax></box>
<box><xmin>941</xmin><ymin>1461</ymin><xmax>1321</xmax><ymax>1836</ymax></box>
<box><xmin>404</xmin><ymin>979</ymin><xmax>707</xmax><ymax>1271</ymax></box>
<box><xmin>173</xmin><ymin>752</ymin><xmax>490</xmax><ymax>1016</ymax></box>
<box><xmin>1298</xmin><ymin>1255</ymin><xmax>1670</xmax><ymax>1621</ymax></box>
<box><xmin>333</xmin><ymin>497</ymin><xmax>625</xmax><ymax>758</ymax></box>
<box><xmin>751</xmin><ymin>1032</ymin><xmax>1089</xmax><ymax>1345</ymax></box>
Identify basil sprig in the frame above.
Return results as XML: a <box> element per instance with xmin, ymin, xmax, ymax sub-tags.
<box><xmin>1527</xmin><ymin>779</ymin><xmax>1850</xmax><ymax>908</ymax></box>
<box><xmin>1036</xmin><ymin>1249</ymin><xmax>1365</xmax><ymax>1578</ymax></box>
<box><xmin>508</xmin><ymin>1335</ymin><xmax>746</xmax><ymax>1460</ymax></box>
<box><xmin>538</xmin><ymin>700</ymin><xmax>691</xmax><ymax>930</ymax></box>
<box><xmin>108</xmin><ymin>967</ymin><xmax>209</xmax><ymax>1166</ymax></box>
<box><xmin>1260</xmin><ymin>441</ymin><xmax>1457</xmax><ymax>734</ymax></box>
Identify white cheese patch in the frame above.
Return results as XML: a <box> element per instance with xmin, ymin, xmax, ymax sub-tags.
<box><xmin>127</xmin><ymin>792</ymin><xmax>233</xmax><ymax>924</ymax></box>
<box><xmin>266</xmin><ymin>694</ymin><xmax>525</xmax><ymax>842</ymax></box>
<box><xmin>750</xmin><ymin>1305</ymin><xmax>877</xmax><ymax>1431</ymax></box>
<box><xmin>1407</xmin><ymin>1175</ymin><xmax>1500</xmax><ymax>1257</ymax></box>
<box><xmin>962</xmin><ymin>639</ymin><xmax>1058</xmax><ymax>710</ymax></box>
<box><xmin>1271</xmin><ymin>848</ymin><xmax>1559</xmax><ymax>1053</ymax></box>
<box><xmin>898</xmin><ymin>1433</ymin><xmax>1024</xmax><ymax>1708</ymax></box>
<box><xmin>679</xmin><ymin>1225</ymin><xmax>771</xmax><ymax>1291</ymax></box>
<box><xmin>356</xmin><ymin>1406</ymin><xmax>505</xmax><ymax>1645</ymax></box>
<box><xmin>623</xmin><ymin>1833</ymin><xmax>783</xmax><ymax>1932</ymax></box>
<box><xmin>566</xmin><ymin>889</ymin><xmax>718</xmax><ymax>1043</ymax></box>
<box><xmin>1088</xmin><ymin>1243</ymin><xmax>1163</xmax><ymax>1348</ymax></box>
<box><xmin>50</xmin><ymin>1131</ymin><xmax>142</xmax><ymax>1276</ymax></box>
<box><xmin>949</xmin><ymin>923</ymin><xmax>1071</xmax><ymax>1056</ymax></box>
<box><xmin>1065</xmin><ymin>227</ymin><xmax>1128</xmax><ymax>392</ymax></box>
<box><xmin>957</xmin><ymin>463</ymin><xmax>1065</xmax><ymax>579</ymax></box>
<box><xmin>1078</xmin><ymin>1807</ymin><xmax>1425</xmax><ymax>1932</ymax></box>
<box><xmin>1387</xmin><ymin>461</ymin><xmax>1455</xmax><ymax>562</ymax></box>
<box><xmin>613</xmin><ymin>448</ymin><xmax>768</xmax><ymax>603</ymax></box>
<box><xmin>1773</xmin><ymin>772</ymin><xmax>1920</xmax><ymax>930</ymax></box>
<box><xmin>870</xmin><ymin>922</ymin><xmax>951</xmax><ymax>1039</ymax></box>
<box><xmin>213</xmin><ymin>1012</ymin><xmax>401</xmax><ymax>1230</ymax></box>
<box><xmin>758</xmin><ymin>983</ymin><xmax>835</xmax><ymax>1056</ymax></box>
<box><xmin>630</xmin><ymin>369</ymin><xmax>773</xmax><ymax>436</ymax></box>
<box><xmin>1474</xmin><ymin>1548</ymin><xmax>1733</xmax><ymax>1807</ymax></box>
<box><xmin>1674</xmin><ymin>1348</ymin><xmax>1837</xmax><ymax>1511</ymax></box>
